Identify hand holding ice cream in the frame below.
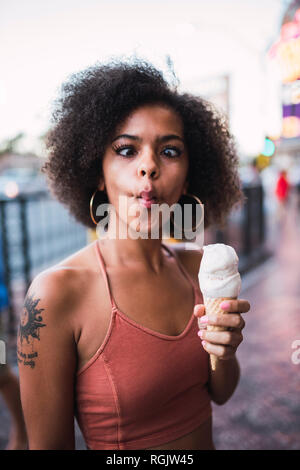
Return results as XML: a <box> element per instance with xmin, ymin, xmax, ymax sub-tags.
<box><xmin>194</xmin><ymin>244</ymin><xmax>248</xmax><ymax>371</ymax></box>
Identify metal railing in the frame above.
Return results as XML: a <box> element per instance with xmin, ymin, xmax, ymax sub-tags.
<box><xmin>206</xmin><ymin>184</ymin><xmax>269</xmax><ymax>273</ymax></box>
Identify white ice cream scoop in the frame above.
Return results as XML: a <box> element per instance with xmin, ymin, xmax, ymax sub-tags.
<box><xmin>199</xmin><ymin>243</ymin><xmax>241</xmax><ymax>298</ymax></box>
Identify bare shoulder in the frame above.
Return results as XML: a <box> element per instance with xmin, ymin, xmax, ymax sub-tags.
<box><xmin>27</xmin><ymin>267</ymin><xmax>82</xmax><ymax>315</ymax></box>
<box><xmin>168</xmin><ymin>242</ymin><xmax>203</xmax><ymax>281</ymax></box>
<box><xmin>17</xmin><ymin>243</ymin><xmax>97</xmax><ymax>369</ymax></box>
<box><xmin>30</xmin><ymin>245</ymin><xmax>93</xmax><ymax>307</ymax></box>
<box><xmin>22</xmin><ymin>242</ymin><xmax>97</xmax><ymax>330</ymax></box>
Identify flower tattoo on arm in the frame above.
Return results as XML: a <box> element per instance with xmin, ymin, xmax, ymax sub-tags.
<box><xmin>17</xmin><ymin>293</ymin><xmax>46</xmax><ymax>369</ymax></box>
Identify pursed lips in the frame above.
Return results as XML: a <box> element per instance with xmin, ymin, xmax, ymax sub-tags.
<box><xmin>138</xmin><ymin>197</ymin><xmax>158</xmax><ymax>208</ymax></box>
<box><xmin>137</xmin><ymin>190</ymin><xmax>159</xmax><ymax>208</ymax></box>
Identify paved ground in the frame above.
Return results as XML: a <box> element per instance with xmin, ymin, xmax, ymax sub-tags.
<box><xmin>212</xmin><ymin>195</ymin><xmax>300</xmax><ymax>450</ymax></box>
<box><xmin>1</xmin><ymin>196</ymin><xmax>299</xmax><ymax>450</ymax></box>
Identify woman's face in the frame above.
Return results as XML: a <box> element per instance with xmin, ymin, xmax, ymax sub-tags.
<box><xmin>100</xmin><ymin>103</ymin><xmax>189</xmax><ymax>236</ymax></box>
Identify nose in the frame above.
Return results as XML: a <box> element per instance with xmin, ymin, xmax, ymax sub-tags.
<box><xmin>137</xmin><ymin>150</ymin><xmax>160</xmax><ymax>180</ymax></box>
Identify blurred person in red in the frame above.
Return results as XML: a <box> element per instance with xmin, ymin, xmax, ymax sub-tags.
<box><xmin>275</xmin><ymin>170</ymin><xmax>290</xmax><ymax>221</ymax></box>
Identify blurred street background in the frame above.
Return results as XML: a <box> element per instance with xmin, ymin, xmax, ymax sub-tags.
<box><xmin>1</xmin><ymin>0</ymin><xmax>300</xmax><ymax>450</ymax></box>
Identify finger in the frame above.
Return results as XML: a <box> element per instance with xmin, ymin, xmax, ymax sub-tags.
<box><xmin>240</xmin><ymin>317</ymin><xmax>246</xmax><ymax>330</ymax></box>
<box><xmin>199</xmin><ymin>329</ymin><xmax>243</xmax><ymax>348</ymax></box>
<box><xmin>220</xmin><ymin>299</ymin><xmax>250</xmax><ymax>313</ymax></box>
<box><xmin>207</xmin><ymin>313</ymin><xmax>244</xmax><ymax>330</ymax></box>
<box><xmin>193</xmin><ymin>304</ymin><xmax>205</xmax><ymax>317</ymax></box>
<box><xmin>201</xmin><ymin>340</ymin><xmax>236</xmax><ymax>359</ymax></box>
<box><xmin>224</xmin><ymin>316</ymin><xmax>246</xmax><ymax>331</ymax></box>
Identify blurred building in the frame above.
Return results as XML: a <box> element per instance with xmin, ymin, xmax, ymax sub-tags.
<box><xmin>0</xmin><ymin>152</ymin><xmax>42</xmax><ymax>173</ymax></box>
<box><xmin>268</xmin><ymin>1</ymin><xmax>300</xmax><ymax>166</ymax></box>
<box><xmin>169</xmin><ymin>1</ymin><xmax>284</xmax><ymax>162</ymax></box>
<box><xmin>0</xmin><ymin>0</ymin><xmax>285</xmax><ymax>164</ymax></box>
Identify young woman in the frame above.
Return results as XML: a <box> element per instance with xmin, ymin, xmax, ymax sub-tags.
<box><xmin>17</xmin><ymin>59</ymin><xmax>250</xmax><ymax>450</ymax></box>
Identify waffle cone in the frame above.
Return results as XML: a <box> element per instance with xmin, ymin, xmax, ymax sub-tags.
<box><xmin>198</xmin><ymin>296</ymin><xmax>236</xmax><ymax>371</ymax></box>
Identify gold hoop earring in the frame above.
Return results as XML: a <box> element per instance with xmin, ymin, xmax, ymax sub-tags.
<box><xmin>170</xmin><ymin>193</ymin><xmax>204</xmax><ymax>233</ymax></box>
<box><xmin>90</xmin><ymin>189</ymin><xmax>98</xmax><ymax>225</ymax></box>
<box><xmin>90</xmin><ymin>189</ymin><xmax>107</xmax><ymax>225</ymax></box>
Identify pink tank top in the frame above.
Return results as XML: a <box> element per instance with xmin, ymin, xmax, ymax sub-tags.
<box><xmin>75</xmin><ymin>241</ymin><xmax>211</xmax><ymax>450</ymax></box>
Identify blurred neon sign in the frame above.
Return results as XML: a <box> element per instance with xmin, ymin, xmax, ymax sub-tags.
<box><xmin>262</xmin><ymin>138</ymin><xmax>275</xmax><ymax>157</ymax></box>
<box><xmin>282</xmin><ymin>116</ymin><xmax>300</xmax><ymax>138</ymax></box>
<box><xmin>277</xmin><ymin>36</ymin><xmax>300</xmax><ymax>82</ymax></box>
<box><xmin>268</xmin><ymin>8</ymin><xmax>300</xmax><ymax>83</ymax></box>
<box><xmin>268</xmin><ymin>8</ymin><xmax>300</xmax><ymax>137</ymax></box>
<box><xmin>282</xmin><ymin>80</ymin><xmax>300</xmax><ymax>138</ymax></box>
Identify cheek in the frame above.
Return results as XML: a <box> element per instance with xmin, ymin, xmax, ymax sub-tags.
<box><xmin>163</xmin><ymin>162</ymin><xmax>189</xmax><ymax>201</ymax></box>
<box><xmin>103</xmin><ymin>158</ymin><xmax>134</xmax><ymax>199</ymax></box>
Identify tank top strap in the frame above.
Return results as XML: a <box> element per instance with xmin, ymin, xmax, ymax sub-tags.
<box><xmin>162</xmin><ymin>242</ymin><xmax>202</xmax><ymax>305</ymax></box>
<box><xmin>94</xmin><ymin>241</ymin><xmax>117</xmax><ymax>310</ymax></box>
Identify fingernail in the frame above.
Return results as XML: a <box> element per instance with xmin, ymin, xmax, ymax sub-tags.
<box><xmin>194</xmin><ymin>305</ymin><xmax>204</xmax><ymax>315</ymax></box>
<box><xmin>200</xmin><ymin>315</ymin><xmax>208</xmax><ymax>323</ymax></box>
<box><xmin>197</xmin><ymin>330</ymin><xmax>204</xmax><ymax>339</ymax></box>
<box><xmin>220</xmin><ymin>301</ymin><xmax>230</xmax><ymax>310</ymax></box>
<box><xmin>201</xmin><ymin>340</ymin><xmax>206</xmax><ymax>346</ymax></box>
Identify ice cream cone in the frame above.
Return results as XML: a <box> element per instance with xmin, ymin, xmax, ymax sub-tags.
<box><xmin>200</xmin><ymin>296</ymin><xmax>236</xmax><ymax>371</ymax></box>
<box><xmin>198</xmin><ymin>243</ymin><xmax>241</xmax><ymax>372</ymax></box>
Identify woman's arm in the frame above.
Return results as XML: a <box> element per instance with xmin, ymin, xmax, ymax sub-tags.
<box><xmin>17</xmin><ymin>269</ymin><xmax>78</xmax><ymax>450</ymax></box>
<box><xmin>175</xmin><ymin>246</ymin><xmax>250</xmax><ymax>405</ymax></box>
<box><xmin>207</xmin><ymin>354</ymin><xmax>240</xmax><ymax>405</ymax></box>
<box><xmin>194</xmin><ymin>299</ymin><xmax>250</xmax><ymax>405</ymax></box>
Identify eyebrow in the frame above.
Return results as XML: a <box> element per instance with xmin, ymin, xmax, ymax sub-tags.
<box><xmin>111</xmin><ymin>134</ymin><xmax>184</xmax><ymax>144</ymax></box>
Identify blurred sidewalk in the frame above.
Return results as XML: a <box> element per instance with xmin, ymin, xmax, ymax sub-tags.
<box><xmin>1</xmin><ymin>194</ymin><xmax>300</xmax><ymax>450</ymax></box>
<box><xmin>212</xmin><ymin>192</ymin><xmax>300</xmax><ymax>450</ymax></box>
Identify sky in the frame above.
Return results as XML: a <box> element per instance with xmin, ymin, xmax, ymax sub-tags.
<box><xmin>0</xmin><ymin>0</ymin><xmax>286</xmax><ymax>155</ymax></box>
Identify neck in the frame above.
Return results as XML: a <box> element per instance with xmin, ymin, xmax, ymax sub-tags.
<box><xmin>97</xmin><ymin>215</ymin><xmax>170</xmax><ymax>273</ymax></box>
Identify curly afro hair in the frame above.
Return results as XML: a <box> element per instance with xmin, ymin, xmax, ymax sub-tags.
<box><xmin>42</xmin><ymin>57</ymin><xmax>243</xmax><ymax>230</ymax></box>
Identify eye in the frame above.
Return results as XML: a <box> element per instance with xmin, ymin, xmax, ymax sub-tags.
<box><xmin>112</xmin><ymin>144</ymin><xmax>136</xmax><ymax>158</ymax></box>
<box><xmin>162</xmin><ymin>146</ymin><xmax>182</xmax><ymax>158</ymax></box>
